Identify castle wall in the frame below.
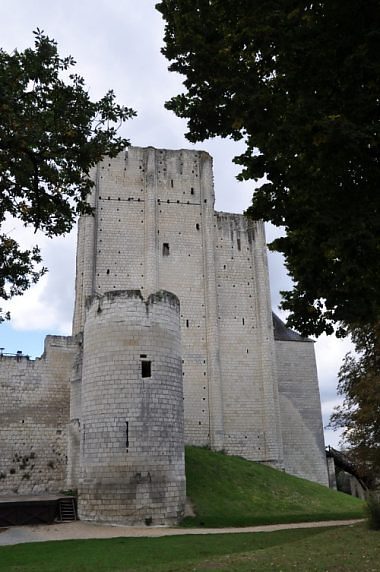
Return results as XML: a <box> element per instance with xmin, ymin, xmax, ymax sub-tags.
<box><xmin>214</xmin><ymin>214</ymin><xmax>283</xmax><ymax>462</ymax></box>
<box><xmin>73</xmin><ymin>148</ymin><xmax>224</xmax><ymax>448</ymax></box>
<box><xmin>70</xmin><ymin>146</ymin><xmax>327</xmax><ymax>483</ymax></box>
<box><xmin>73</xmin><ymin>147</ymin><xmax>284</xmax><ymax>465</ymax></box>
<box><xmin>275</xmin><ymin>339</ymin><xmax>329</xmax><ymax>485</ymax></box>
<box><xmin>0</xmin><ymin>337</ymin><xmax>77</xmax><ymax>494</ymax></box>
<box><xmin>150</xmin><ymin>148</ymin><xmax>220</xmax><ymax>446</ymax></box>
<box><xmin>66</xmin><ymin>336</ymin><xmax>83</xmax><ymax>490</ymax></box>
<box><xmin>78</xmin><ymin>290</ymin><xmax>185</xmax><ymax>525</ymax></box>
<box><xmin>72</xmin><ymin>177</ymin><xmax>97</xmax><ymax>336</ymax></box>
<box><xmin>0</xmin><ymin>145</ymin><xmax>330</xmax><ymax>504</ymax></box>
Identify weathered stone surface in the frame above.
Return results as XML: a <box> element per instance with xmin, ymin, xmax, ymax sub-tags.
<box><xmin>73</xmin><ymin>147</ymin><xmax>284</xmax><ymax>463</ymax></box>
<box><xmin>0</xmin><ymin>337</ymin><xmax>77</xmax><ymax>494</ymax></box>
<box><xmin>0</xmin><ymin>146</ymin><xmax>329</xmax><ymax>521</ymax></box>
<box><xmin>78</xmin><ymin>290</ymin><xmax>185</xmax><ymax>524</ymax></box>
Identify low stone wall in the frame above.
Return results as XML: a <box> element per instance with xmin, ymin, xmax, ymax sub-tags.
<box><xmin>0</xmin><ymin>337</ymin><xmax>77</xmax><ymax>494</ymax></box>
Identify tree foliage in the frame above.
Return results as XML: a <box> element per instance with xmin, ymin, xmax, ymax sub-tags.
<box><xmin>329</xmin><ymin>326</ymin><xmax>380</xmax><ymax>479</ymax></box>
<box><xmin>0</xmin><ymin>30</ymin><xmax>135</xmax><ymax>319</ymax></box>
<box><xmin>157</xmin><ymin>0</ymin><xmax>380</xmax><ymax>337</ymax></box>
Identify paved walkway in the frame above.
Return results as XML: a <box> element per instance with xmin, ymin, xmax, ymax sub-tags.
<box><xmin>0</xmin><ymin>519</ymin><xmax>363</xmax><ymax>546</ymax></box>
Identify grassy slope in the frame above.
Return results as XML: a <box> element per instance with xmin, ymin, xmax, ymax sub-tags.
<box><xmin>1</xmin><ymin>525</ymin><xmax>379</xmax><ymax>572</ymax></box>
<box><xmin>183</xmin><ymin>446</ymin><xmax>364</xmax><ymax>527</ymax></box>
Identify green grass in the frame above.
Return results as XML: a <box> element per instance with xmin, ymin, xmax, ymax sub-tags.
<box><xmin>0</xmin><ymin>525</ymin><xmax>379</xmax><ymax>571</ymax></box>
<box><xmin>0</xmin><ymin>447</ymin><xmax>367</xmax><ymax>571</ymax></box>
<box><xmin>183</xmin><ymin>446</ymin><xmax>365</xmax><ymax>527</ymax></box>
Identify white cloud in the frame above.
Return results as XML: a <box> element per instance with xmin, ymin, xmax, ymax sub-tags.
<box><xmin>3</xmin><ymin>218</ymin><xmax>75</xmax><ymax>334</ymax></box>
<box><xmin>315</xmin><ymin>334</ymin><xmax>353</xmax><ymax>405</ymax></box>
<box><xmin>324</xmin><ymin>427</ymin><xmax>344</xmax><ymax>450</ymax></box>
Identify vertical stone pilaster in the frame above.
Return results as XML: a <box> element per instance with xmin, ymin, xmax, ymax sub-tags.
<box><xmin>252</xmin><ymin>222</ymin><xmax>283</xmax><ymax>463</ymax></box>
<box><xmin>200</xmin><ymin>153</ymin><xmax>224</xmax><ymax>451</ymax></box>
<box><xmin>72</xmin><ymin>167</ymin><xmax>98</xmax><ymax>335</ymax></box>
<box><xmin>66</xmin><ymin>336</ymin><xmax>83</xmax><ymax>490</ymax></box>
<box><xmin>144</xmin><ymin>148</ymin><xmax>159</xmax><ymax>296</ymax></box>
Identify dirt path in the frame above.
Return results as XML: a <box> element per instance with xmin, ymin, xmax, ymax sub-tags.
<box><xmin>0</xmin><ymin>519</ymin><xmax>363</xmax><ymax>546</ymax></box>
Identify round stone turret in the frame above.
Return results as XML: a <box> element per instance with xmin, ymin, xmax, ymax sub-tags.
<box><xmin>78</xmin><ymin>290</ymin><xmax>185</xmax><ymax>524</ymax></box>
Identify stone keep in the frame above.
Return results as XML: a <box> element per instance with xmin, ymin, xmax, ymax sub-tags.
<box><xmin>0</xmin><ymin>146</ymin><xmax>329</xmax><ymax>521</ymax></box>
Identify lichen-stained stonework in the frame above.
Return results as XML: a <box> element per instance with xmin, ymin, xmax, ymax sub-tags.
<box><xmin>0</xmin><ymin>146</ymin><xmax>329</xmax><ymax>523</ymax></box>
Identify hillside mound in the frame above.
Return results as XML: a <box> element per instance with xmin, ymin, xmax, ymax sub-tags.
<box><xmin>183</xmin><ymin>446</ymin><xmax>364</xmax><ymax>527</ymax></box>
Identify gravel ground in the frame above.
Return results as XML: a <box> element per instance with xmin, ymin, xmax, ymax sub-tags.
<box><xmin>0</xmin><ymin>519</ymin><xmax>363</xmax><ymax>546</ymax></box>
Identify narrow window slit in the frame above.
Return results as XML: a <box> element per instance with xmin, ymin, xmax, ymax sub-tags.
<box><xmin>163</xmin><ymin>243</ymin><xmax>170</xmax><ymax>256</ymax></box>
<box><xmin>141</xmin><ymin>360</ymin><xmax>151</xmax><ymax>378</ymax></box>
<box><xmin>125</xmin><ymin>420</ymin><xmax>129</xmax><ymax>448</ymax></box>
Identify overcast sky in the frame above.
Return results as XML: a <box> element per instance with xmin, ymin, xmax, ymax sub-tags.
<box><xmin>0</xmin><ymin>0</ymin><xmax>352</xmax><ymax>447</ymax></box>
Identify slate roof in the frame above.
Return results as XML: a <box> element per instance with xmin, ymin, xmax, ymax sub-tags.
<box><xmin>272</xmin><ymin>313</ymin><xmax>313</xmax><ymax>343</ymax></box>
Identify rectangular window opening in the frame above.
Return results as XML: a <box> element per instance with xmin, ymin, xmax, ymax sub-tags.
<box><xmin>141</xmin><ymin>360</ymin><xmax>151</xmax><ymax>378</ymax></box>
<box><xmin>163</xmin><ymin>242</ymin><xmax>170</xmax><ymax>256</ymax></box>
<box><xmin>237</xmin><ymin>238</ymin><xmax>241</xmax><ymax>251</ymax></box>
<box><xmin>186</xmin><ymin>319</ymin><xmax>189</xmax><ymax>328</ymax></box>
<box><xmin>170</xmin><ymin>179</ymin><xmax>174</xmax><ymax>188</ymax></box>
<box><xmin>125</xmin><ymin>420</ymin><xmax>129</xmax><ymax>448</ymax></box>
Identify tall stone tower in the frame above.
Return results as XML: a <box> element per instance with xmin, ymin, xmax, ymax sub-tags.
<box><xmin>72</xmin><ymin>146</ymin><xmax>284</xmax><ymax>467</ymax></box>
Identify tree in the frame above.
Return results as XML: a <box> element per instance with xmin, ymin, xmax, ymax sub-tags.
<box><xmin>156</xmin><ymin>0</ymin><xmax>380</xmax><ymax>338</ymax></box>
<box><xmin>329</xmin><ymin>325</ymin><xmax>380</xmax><ymax>479</ymax></box>
<box><xmin>0</xmin><ymin>30</ymin><xmax>136</xmax><ymax>320</ymax></box>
